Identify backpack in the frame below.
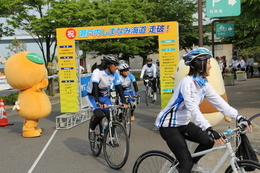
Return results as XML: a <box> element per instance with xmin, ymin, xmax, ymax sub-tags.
<box><xmin>236</xmin><ymin>133</ymin><xmax>259</xmax><ymax>171</ymax></box>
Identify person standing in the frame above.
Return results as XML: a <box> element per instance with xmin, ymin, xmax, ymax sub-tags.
<box><xmin>155</xmin><ymin>47</ymin><xmax>252</xmax><ymax>173</ymax></box>
<box><xmin>246</xmin><ymin>55</ymin><xmax>254</xmax><ymax>78</ymax></box>
<box><xmin>140</xmin><ymin>57</ymin><xmax>157</xmax><ymax>102</ymax></box>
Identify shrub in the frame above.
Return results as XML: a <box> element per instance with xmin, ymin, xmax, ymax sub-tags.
<box><xmin>0</xmin><ymin>92</ymin><xmax>19</xmax><ymax>105</ymax></box>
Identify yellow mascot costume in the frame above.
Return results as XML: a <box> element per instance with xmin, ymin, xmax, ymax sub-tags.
<box><xmin>4</xmin><ymin>52</ymin><xmax>51</xmax><ymax>137</ymax></box>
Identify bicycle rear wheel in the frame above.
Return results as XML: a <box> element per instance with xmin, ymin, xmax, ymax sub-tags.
<box><xmin>225</xmin><ymin>160</ymin><xmax>260</xmax><ymax>173</ymax></box>
<box><xmin>248</xmin><ymin>114</ymin><xmax>260</xmax><ymax>161</ymax></box>
<box><xmin>132</xmin><ymin>150</ymin><xmax>180</xmax><ymax>173</ymax></box>
<box><xmin>122</xmin><ymin>107</ymin><xmax>131</xmax><ymax>138</ymax></box>
<box><xmin>89</xmin><ymin>123</ymin><xmax>103</xmax><ymax>157</ymax></box>
<box><xmin>103</xmin><ymin>122</ymin><xmax>129</xmax><ymax>169</ymax></box>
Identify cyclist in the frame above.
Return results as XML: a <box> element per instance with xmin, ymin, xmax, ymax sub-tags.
<box><xmin>118</xmin><ymin>62</ymin><xmax>139</xmax><ymax>120</ymax></box>
<box><xmin>155</xmin><ymin>59</ymin><xmax>160</xmax><ymax>92</ymax></box>
<box><xmin>155</xmin><ymin>47</ymin><xmax>252</xmax><ymax>173</ymax></box>
<box><xmin>140</xmin><ymin>57</ymin><xmax>157</xmax><ymax>102</ymax></box>
<box><xmin>87</xmin><ymin>54</ymin><xmax>128</xmax><ymax>141</ymax></box>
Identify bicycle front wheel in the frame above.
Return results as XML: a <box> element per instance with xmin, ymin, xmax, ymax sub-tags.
<box><xmin>248</xmin><ymin>113</ymin><xmax>260</xmax><ymax>161</ymax></box>
<box><xmin>145</xmin><ymin>88</ymin><xmax>149</xmax><ymax>106</ymax></box>
<box><xmin>225</xmin><ymin>160</ymin><xmax>260</xmax><ymax>173</ymax></box>
<box><xmin>132</xmin><ymin>150</ymin><xmax>180</xmax><ymax>173</ymax></box>
<box><xmin>89</xmin><ymin>123</ymin><xmax>103</xmax><ymax>157</ymax></box>
<box><xmin>122</xmin><ymin>107</ymin><xmax>131</xmax><ymax>138</ymax></box>
<box><xmin>103</xmin><ymin>122</ymin><xmax>129</xmax><ymax>169</ymax></box>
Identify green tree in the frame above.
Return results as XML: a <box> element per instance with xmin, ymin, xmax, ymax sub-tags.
<box><xmin>215</xmin><ymin>0</ymin><xmax>260</xmax><ymax>60</ymax></box>
<box><xmin>0</xmin><ymin>0</ymin><xmax>14</xmax><ymax>38</ymax></box>
<box><xmin>6</xmin><ymin>37</ymin><xmax>27</xmax><ymax>56</ymax></box>
<box><xmin>80</xmin><ymin>0</ymin><xmax>199</xmax><ymax>64</ymax></box>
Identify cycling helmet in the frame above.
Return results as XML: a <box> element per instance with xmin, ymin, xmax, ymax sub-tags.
<box><xmin>118</xmin><ymin>62</ymin><xmax>130</xmax><ymax>71</ymax></box>
<box><xmin>146</xmin><ymin>57</ymin><xmax>153</xmax><ymax>62</ymax></box>
<box><xmin>119</xmin><ymin>60</ymin><xmax>126</xmax><ymax>64</ymax></box>
<box><xmin>156</xmin><ymin>59</ymin><xmax>160</xmax><ymax>63</ymax></box>
<box><xmin>182</xmin><ymin>47</ymin><xmax>213</xmax><ymax>66</ymax></box>
<box><xmin>103</xmin><ymin>54</ymin><xmax>119</xmax><ymax>64</ymax></box>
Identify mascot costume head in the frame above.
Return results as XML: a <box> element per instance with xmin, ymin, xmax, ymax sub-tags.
<box><xmin>4</xmin><ymin>52</ymin><xmax>51</xmax><ymax>137</ymax></box>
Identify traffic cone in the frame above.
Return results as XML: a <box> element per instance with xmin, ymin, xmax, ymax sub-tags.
<box><xmin>0</xmin><ymin>99</ymin><xmax>14</xmax><ymax>127</ymax></box>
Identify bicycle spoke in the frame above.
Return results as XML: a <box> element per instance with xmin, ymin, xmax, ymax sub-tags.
<box><xmin>103</xmin><ymin>122</ymin><xmax>129</xmax><ymax>169</ymax></box>
<box><xmin>132</xmin><ymin>150</ymin><xmax>179</xmax><ymax>173</ymax></box>
<box><xmin>89</xmin><ymin>123</ymin><xmax>102</xmax><ymax>157</ymax></box>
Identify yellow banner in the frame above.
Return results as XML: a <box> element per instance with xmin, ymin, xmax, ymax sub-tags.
<box><xmin>56</xmin><ymin>21</ymin><xmax>179</xmax><ymax>112</ymax></box>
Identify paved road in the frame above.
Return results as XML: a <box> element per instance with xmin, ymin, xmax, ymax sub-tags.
<box><xmin>1</xmin><ymin>78</ymin><xmax>260</xmax><ymax>173</ymax></box>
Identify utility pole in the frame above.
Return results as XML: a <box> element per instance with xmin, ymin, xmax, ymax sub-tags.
<box><xmin>211</xmin><ymin>19</ymin><xmax>229</xmax><ymax>57</ymax></box>
<box><xmin>198</xmin><ymin>0</ymin><xmax>203</xmax><ymax>47</ymax></box>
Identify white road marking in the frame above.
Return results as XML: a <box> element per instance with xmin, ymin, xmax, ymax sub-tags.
<box><xmin>27</xmin><ymin>130</ymin><xmax>58</xmax><ymax>173</ymax></box>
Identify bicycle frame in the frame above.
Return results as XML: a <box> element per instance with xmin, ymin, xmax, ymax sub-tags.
<box><xmin>106</xmin><ymin>105</ymin><xmax>121</xmax><ymax>145</ymax></box>
<box><xmin>169</xmin><ymin>128</ymin><xmax>244</xmax><ymax>173</ymax></box>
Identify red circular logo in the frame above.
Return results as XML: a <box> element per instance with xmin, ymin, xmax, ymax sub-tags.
<box><xmin>66</xmin><ymin>29</ymin><xmax>76</xmax><ymax>39</ymax></box>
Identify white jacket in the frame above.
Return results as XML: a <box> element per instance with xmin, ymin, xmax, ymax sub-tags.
<box><xmin>155</xmin><ymin>76</ymin><xmax>240</xmax><ymax>131</ymax></box>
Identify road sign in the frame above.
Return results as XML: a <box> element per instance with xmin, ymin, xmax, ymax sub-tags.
<box><xmin>216</xmin><ymin>23</ymin><xmax>234</xmax><ymax>37</ymax></box>
<box><xmin>206</xmin><ymin>0</ymin><xmax>241</xmax><ymax>17</ymax></box>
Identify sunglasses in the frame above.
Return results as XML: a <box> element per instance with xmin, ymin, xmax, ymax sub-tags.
<box><xmin>113</xmin><ymin>63</ymin><xmax>119</xmax><ymax>66</ymax></box>
<box><xmin>119</xmin><ymin>68</ymin><xmax>129</xmax><ymax>72</ymax></box>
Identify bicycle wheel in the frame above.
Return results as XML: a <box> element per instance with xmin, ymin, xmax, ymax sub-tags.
<box><xmin>89</xmin><ymin>122</ymin><xmax>103</xmax><ymax>157</ymax></box>
<box><xmin>103</xmin><ymin>122</ymin><xmax>129</xmax><ymax>169</ymax></box>
<box><xmin>149</xmin><ymin>88</ymin><xmax>154</xmax><ymax>103</ymax></box>
<box><xmin>248</xmin><ymin>114</ymin><xmax>260</xmax><ymax>161</ymax></box>
<box><xmin>225</xmin><ymin>160</ymin><xmax>260</xmax><ymax>173</ymax></box>
<box><xmin>132</xmin><ymin>150</ymin><xmax>180</xmax><ymax>173</ymax></box>
<box><xmin>145</xmin><ymin>88</ymin><xmax>149</xmax><ymax>106</ymax></box>
<box><xmin>122</xmin><ymin>107</ymin><xmax>131</xmax><ymax>138</ymax></box>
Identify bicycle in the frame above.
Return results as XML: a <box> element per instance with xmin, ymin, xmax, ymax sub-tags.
<box><xmin>117</xmin><ymin>94</ymin><xmax>140</xmax><ymax>138</ymax></box>
<box><xmin>88</xmin><ymin>105</ymin><xmax>130</xmax><ymax>170</ymax></box>
<box><xmin>247</xmin><ymin>113</ymin><xmax>260</xmax><ymax>161</ymax></box>
<box><xmin>144</xmin><ymin>79</ymin><xmax>154</xmax><ymax>105</ymax></box>
<box><xmin>132</xmin><ymin>125</ymin><xmax>260</xmax><ymax>173</ymax></box>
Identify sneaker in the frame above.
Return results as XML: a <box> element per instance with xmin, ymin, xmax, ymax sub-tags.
<box><xmin>89</xmin><ymin>130</ymin><xmax>95</xmax><ymax>142</ymax></box>
<box><xmin>191</xmin><ymin>163</ymin><xmax>210</xmax><ymax>173</ymax></box>
<box><xmin>131</xmin><ymin>112</ymin><xmax>135</xmax><ymax>120</ymax></box>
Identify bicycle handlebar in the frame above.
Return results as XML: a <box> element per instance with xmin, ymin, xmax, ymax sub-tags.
<box><xmin>220</xmin><ymin>125</ymin><xmax>247</xmax><ymax>138</ymax></box>
<box><xmin>107</xmin><ymin>104</ymin><xmax>126</xmax><ymax>109</ymax></box>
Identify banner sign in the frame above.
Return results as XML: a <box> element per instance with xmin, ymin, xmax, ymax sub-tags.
<box><xmin>56</xmin><ymin>21</ymin><xmax>179</xmax><ymax>111</ymax></box>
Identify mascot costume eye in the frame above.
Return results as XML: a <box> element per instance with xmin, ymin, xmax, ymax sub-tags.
<box><xmin>4</xmin><ymin>52</ymin><xmax>51</xmax><ymax>138</ymax></box>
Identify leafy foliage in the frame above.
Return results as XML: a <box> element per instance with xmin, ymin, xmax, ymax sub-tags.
<box><xmin>0</xmin><ymin>92</ymin><xmax>18</xmax><ymax>105</ymax></box>
<box><xmin>6</xmin><ymin>38</ymin><xmax>27</xmax><ymax>56</ymax></box>
<box><xmin>3</xmin><ymin>0</ymin><xmax>199</xmax><ymax>65</ymax></box>
<box><xmin>214</xmin><ymin>0</ymin><xmax>260</xmax><ymax>61</ymax></box>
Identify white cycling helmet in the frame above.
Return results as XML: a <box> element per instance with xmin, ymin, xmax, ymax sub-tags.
<box><xmin>118</xmin><ymin>62</ymin><xmax>130</xmax><ymax>71</ymax></box>
<box><xmin>182</xmin><ymin>47</ymin><xmax>212</xmax><ymax>66</ymax></box>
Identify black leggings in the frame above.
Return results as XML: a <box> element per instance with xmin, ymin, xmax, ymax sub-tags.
<box><xmin>159</xmin><ymin>122</ymin><xmax>214</xmax><ymax>173</ymax></box>
<box><xmin>143</xmin><ymin>76</ymin><xmax>157</xmax><ymax>92</ymax></box>
<box><xmin>90</xmin><ymin>109</ymin><xmax>108</xmax><ymax>131</ymax></box>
